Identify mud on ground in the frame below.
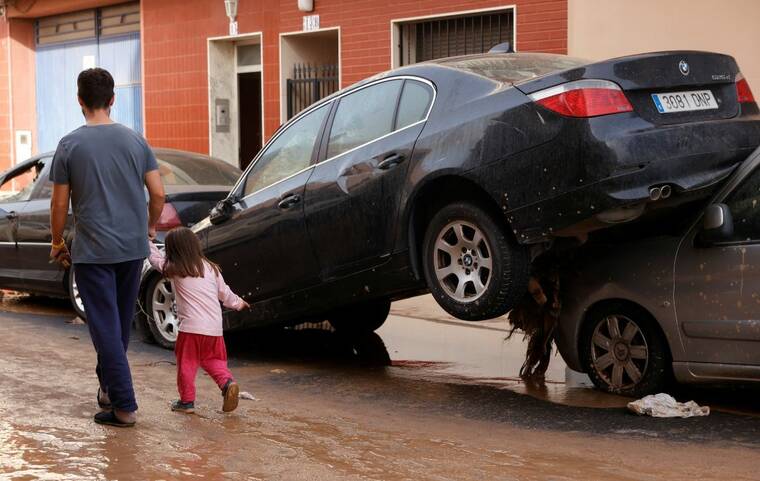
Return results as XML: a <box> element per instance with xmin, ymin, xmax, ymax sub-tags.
<box><xmin>1</xmin><ymin>296</ymin><xmax>758</xmax><ymax>481</ymax></box>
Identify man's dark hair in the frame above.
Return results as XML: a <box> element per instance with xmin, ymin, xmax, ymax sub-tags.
<box><xmin>77</xmin><ymin>68</ymin><xmax>115</xmax><ymax>110</ymax></box>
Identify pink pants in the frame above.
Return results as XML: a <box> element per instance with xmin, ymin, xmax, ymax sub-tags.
<box><xmin>175</xmin><ymin>331</ymin><xmax>233</xmax><ymax>403</ymax></box>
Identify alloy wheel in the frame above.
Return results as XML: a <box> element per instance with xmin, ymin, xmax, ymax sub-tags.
<box><xmin>590</xmin><ymin>314</ymin><xmax>649</xmax><ymax>390</ymax></box>
<box><xmin>151</xmin><ymin>278</ymin><xmax>179</xmax><ymax>343</ymax></box>
<box><xmin>433</xmin><ymin>220</ymin><xmax>493</xmax><ymax>303</ymax></box>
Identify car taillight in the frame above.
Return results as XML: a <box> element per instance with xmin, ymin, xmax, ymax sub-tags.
<box><xmin>156</xmin><ymin>203</ymin><xmax>182</xmax><ymax>231</ymax></box>
<box><xmin>736</xmin><ymin>73</ymin><xmax>755</xmax><ymax>103</ymax></box>
<box><xmin>529</xmin><ymin>79</ymin><xmax>633</xmax><ymax>117</ymax></box>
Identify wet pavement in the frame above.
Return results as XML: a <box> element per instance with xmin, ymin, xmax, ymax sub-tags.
<box><xmin>1</xmin><ymin>294</ymin><xmax>759</xmax><ymax>480</ymax></box>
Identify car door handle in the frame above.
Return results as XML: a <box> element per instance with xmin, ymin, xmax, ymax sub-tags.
<box><xmin>277</xmin><ymin>194</ymin><xmax>301</xmax><ymax>209</ymax></box>
<box><xmin>377</xmin><ymin>153</ymin><xmax>405</xmax><ymax>170</ymax></box>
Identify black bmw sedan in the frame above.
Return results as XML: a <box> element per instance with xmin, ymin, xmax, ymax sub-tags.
<box><xmin>0</xmin><ymin>148</ymin><xmax>241</xmax><ymax>319</ymax></box>
<box><xmin>137</xmin><ymin>50</ymin><xmax>760</xmax><ymax>347</ymax></box>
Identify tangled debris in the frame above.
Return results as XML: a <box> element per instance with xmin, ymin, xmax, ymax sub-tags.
<box><xmin>507</xmin><ymin>256</ymin><xmax>561</xmax><ymax>381</ymax></box>
<box><xmin>507</xmin><ymin>241</ymin><xmax>583</xmax><ymax>382</ymax></box>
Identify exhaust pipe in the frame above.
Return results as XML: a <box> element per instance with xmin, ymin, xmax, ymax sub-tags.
<box><xmin>661</xmin><ymin>185</ymin><xmax>672</xmax><ymax>199</ymax></box>
<box><xmin>649</xmin><ymin>186</ymin><xmax>662</xmax><ymax>201</ymax></box>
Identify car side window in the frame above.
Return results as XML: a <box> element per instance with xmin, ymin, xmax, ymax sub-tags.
<box><xmin>327</xmin><ymin>80</ymin><xmax>403</xmax><ymax>159</ymax></box>
<box><xmin>31</xmin><ymin>157</ymin><xmax>54</xmax><ymax>199</ymax></box>
<box><xmin>243</xmin><ymin>104</ymin><xmax>329</xmax><ymax>197</ymax></box>
<box><xmin>0</xmin><ymin>161</ymin><xmax>42</xmax><ymax>203</ymax></box>
<box><xmin>395</xmin><ymin>80</ymin><xmax>434</xmax><ymax>130</ymax></box>
<box><xmin>724</xmin><ymin>169</ymin><xmax>760</xmax><ymax>242</ymax></box>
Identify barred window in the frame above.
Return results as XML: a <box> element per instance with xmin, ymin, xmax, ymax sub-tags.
<box><xmin>397</xmin><ymin>9</ymin><xmax>515</xmax><ymax>67</ymax></box>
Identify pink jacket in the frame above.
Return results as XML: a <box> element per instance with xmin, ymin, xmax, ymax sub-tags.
<box><xmin>148</xmin><ymin>242</ymin><xmax>244</xmax><ymax>337</ymax></box>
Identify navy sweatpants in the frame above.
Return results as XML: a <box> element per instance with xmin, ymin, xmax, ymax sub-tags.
<box><xmin>75</xmin><ymin>259</ymin><xmax>143</xmax><ymax>412</ymax></box>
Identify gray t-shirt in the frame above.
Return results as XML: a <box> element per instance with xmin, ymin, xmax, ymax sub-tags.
<box><xmin>50</xmin><ymin>123</ymin><xmax>158</xmax><ymax>264</ymax></box>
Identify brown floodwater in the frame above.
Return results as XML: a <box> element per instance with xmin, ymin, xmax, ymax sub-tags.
<box><xmin>1</xmin><ymin>294</ymin><xmax>759</xmax><ymax>480</ymax></box>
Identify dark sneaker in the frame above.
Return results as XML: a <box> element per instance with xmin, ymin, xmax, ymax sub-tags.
<box><xmin>171</xmin><ymin>400</ymin><xmax>195</xmax><ymax>414</ymax></box>
<box><xmin>222</xmin><ymin>380</ymin><xmax>239</xmax><ymax>413</ymax></box>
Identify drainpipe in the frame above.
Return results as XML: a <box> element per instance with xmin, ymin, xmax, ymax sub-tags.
<box><xmin>6</xmin><ymin>16</ymin><xmax>14</xmax><ymax>168</ymax></box>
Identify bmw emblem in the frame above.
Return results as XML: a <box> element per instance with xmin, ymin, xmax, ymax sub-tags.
<box><xmin>678</xmin><ymin>60</ymin><xmax>690</xmax><ymax>76</ymax></box>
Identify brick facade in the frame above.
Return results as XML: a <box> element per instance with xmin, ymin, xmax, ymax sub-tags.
<box><xmin>0</xmin><ymin>0</ymin><xmax>567</xmax><ymax>171</ymax></box>
<box><xmin>143</xmin><ymin>0</ymin><xmax>567</xmax><ymax>153</ymax></box>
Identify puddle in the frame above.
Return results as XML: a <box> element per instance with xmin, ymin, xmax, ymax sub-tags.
<box><xmin>379</xmin><ymin>313</ymin><xmax>760</xmax><ymax>416</ymax></box>
<box><xmin>379</xmin><ymin>314</ymin><xmax>631</xmax><ymax>409</ymax></box>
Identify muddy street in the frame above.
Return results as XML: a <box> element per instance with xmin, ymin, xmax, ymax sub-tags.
<box><xmin>1</xmin><ymin>295</ymin><xmax>759</xmax><ymax>481</ymax></box>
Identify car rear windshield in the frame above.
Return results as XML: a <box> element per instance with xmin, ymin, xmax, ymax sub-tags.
<box><xmin>436</xmin><ymin>53</ymin><xmax>590</xmax><ymax>84</ymax></box>
<box><xmin>156</xmin><ymin>152</ymin><xmax>241</xmax><ymax>186</ymax></box>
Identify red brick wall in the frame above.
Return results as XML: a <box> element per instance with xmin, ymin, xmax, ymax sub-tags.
<box><xmin>10</xmin><ymin>19</ymin><xmax>37</xmax><ymax>156</ymax></box>
<box><xmin>143</xmin><ymin>0</ymin><xmax>567</xmax><ymax>154</ymax></box>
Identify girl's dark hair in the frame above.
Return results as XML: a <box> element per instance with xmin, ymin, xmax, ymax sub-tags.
<box><xmin>77</xmin><ymin>68</ymin><xmax>115</xmax><ymax>110</ymax></box>
<box><xmin>162</xmin><ymin>227</ymin><xmax>220</xmax><ymax>278</ymax></box>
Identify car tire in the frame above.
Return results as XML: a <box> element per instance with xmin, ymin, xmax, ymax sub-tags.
<box><xmin>66</xmin><ymin>267</ymin><xmax>87</xmax><ymax>321</ymax></box>
<box><xmin>580</xmin><ymin>303</ymin><xmax>671</xmax><ymax>398</ymax></box>
<box><xmin>328</xmin><ymin>299</ymin><xmax>391</xmax><ymax>334</ymax></box>
<box><xmin>422</xmin><ymin>202</ymin><xmax>529</xmax><ymax>321</ymax></box>
<box><xmin>139</xmin><ymin>274</ymin><xmax>179</xmax><ymax>350</ymax></box>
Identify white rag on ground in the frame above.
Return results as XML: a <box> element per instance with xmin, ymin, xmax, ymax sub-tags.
<box><xmin>627</xmin><ymin>393</ymin><xmax>709</xmax><ymax>418</ymax></box>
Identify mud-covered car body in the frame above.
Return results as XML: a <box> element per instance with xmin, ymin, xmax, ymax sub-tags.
<box><xmin>557</xmin><ymin>147</ymin><xmax>760</xmax><ymax>393</ymax></box>
<box><xmin>429</xmin><ymin>51</ymin><xmax>760</xmax><ymax>243</ymax></box>
<box><xmin>139</xmin><ymin>50</ymin><xmax>760</xmax><ymax>342</ymax></box>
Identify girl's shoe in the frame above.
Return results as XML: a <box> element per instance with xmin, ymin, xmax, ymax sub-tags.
<box><xmin>171</xmin><ymin>400</ymin><xmax>195</xmax><ymax>414</ymax></box>
<box><xmin>222</xmin><ymin>380</ymin><xmax>239</xmax><ymax>412</ymax></box>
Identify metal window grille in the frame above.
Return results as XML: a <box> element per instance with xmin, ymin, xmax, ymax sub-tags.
<box><xmin>35</xmin><ymin>2</ymin><xmax>140</xmax><ymax>46</ymax></box>
<box><xmin>398</xmin><ymin>9</ymin><xmax>514</xmax><ymax>66</ymax></box>
<box><xmin>286</xmin><ymin>63</ymin><xmax>339</xmax><ymax>120</ymax></box>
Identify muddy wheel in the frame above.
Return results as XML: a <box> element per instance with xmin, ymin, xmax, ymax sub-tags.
<box><xmin>66</xmin><ymin>267</ymin><xmax>87</xmax><ymax>321</ymax></box>
<box><xmin>580</xmin><ymin>304</ymin><xmax>671</xmax><ymax>397</ymax></box>
<box><xmin>140</xmin><ymin>275</ymin><xmax>178</xmax><ymax>349</ymax></box>
<box><xmin>422</xmin><ymin>202</ymin><xmax>529</xmax><ymax>321</ymax></box>
<box><xmin>328</xmin><ymin>299</ymin><xmax>391</xmax><ymax>334</ymax></box>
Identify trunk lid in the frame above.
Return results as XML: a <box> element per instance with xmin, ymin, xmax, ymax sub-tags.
<box><xmin>517</xmin><ymin>51</ymin><xmax>742</xmax><ymax>124</ymax></box>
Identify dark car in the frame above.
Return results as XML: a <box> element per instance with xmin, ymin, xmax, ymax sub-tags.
<box><xmin>556</xmin><ymin>146</ymin><xmax>760</xmax><ymax>397</ymax></box>
<box><xmin>138</xmin><ymin>50</ymin><xmax>760</xmax><ymax>347</ymax></box>
<box><xmin>0</xmin><ymin>148</ymin><xmax>241</xmax><ymax>319</ymax></box>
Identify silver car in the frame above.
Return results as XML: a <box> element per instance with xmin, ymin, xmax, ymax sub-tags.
<box><xmin>557</xmin><ymin>146</ymin><xmax>760</xmax><ymax>397</ymax></box>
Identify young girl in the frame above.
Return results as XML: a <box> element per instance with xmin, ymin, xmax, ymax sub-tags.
<box><xmin>148</xmin><ymin>227</ymin><xmax>249</xmax><ymax>414</ymax></box>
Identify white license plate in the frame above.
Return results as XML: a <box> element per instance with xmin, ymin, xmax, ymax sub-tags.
<box><xmin>652</xmin><ymin>90</ymin><xmax>718</xmax><ymax>113</ymax></box>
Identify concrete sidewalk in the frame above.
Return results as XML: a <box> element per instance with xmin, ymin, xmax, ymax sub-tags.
<box><xmin>391</xmin><ymin>294</ymin><xmax>511</xmax><ymax>331</ymax></box>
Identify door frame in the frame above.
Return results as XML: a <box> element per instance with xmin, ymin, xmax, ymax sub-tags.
<box><xmin>278</xmin><ymin>26</ymin><xmax>342</xmax><ymax>124</ymax></box>
<box><xmin>206</xmin><ymin>32</ymin><xmax>264</xmax><ymax>165</ymax></box>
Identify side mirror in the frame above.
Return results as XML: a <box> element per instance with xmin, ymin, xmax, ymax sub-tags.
<box><xmin>209</xmin><ymin>198</ymin><xmax>234</xmax><ymax>225</ymax></box>
<box><xmin>699</xmin><ymin>203</ymin><xmax>734</xmax><ymax>245</ymax></box>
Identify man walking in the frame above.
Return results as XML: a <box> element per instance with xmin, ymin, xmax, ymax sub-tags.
<box><xmin>49</xmin><ymin>68</ymin><xmax>164</xmax><ymax>427</ymax></box>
